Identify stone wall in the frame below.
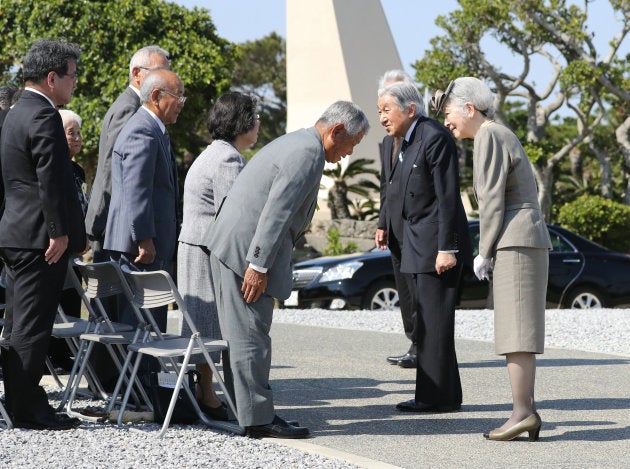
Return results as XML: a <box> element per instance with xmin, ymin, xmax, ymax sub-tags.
<box><xmin>304</xmin><ymin>219</ymin><xmax>378</xmax><ymax>255</ymax></box>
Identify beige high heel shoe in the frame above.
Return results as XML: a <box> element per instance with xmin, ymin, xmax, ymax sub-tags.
<box><xmin>483</xmin><ymin>412</ymin><xmax>542</xmax><ymax>441</ymax></box>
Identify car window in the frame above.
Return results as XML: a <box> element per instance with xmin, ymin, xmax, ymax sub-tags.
<box><xmin>548</xmin><ymin>230</ymin><xmax>575</xmax><ymax>253</ymax></box>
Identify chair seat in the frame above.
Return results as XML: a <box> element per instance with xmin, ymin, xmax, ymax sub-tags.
<box><xmin>51</xmin><ymin>319</ymin><xmax>92</xmax><ymax>338</ymax></box>
<box><xmin>79</xmin><ymin>331</ymin><xmax>179</xmax><ymax>345</ymax></box>
<box><xmin>128</xmin><ymin>337</ymin><xmax>228</xmax><ymax>358</ymax></box>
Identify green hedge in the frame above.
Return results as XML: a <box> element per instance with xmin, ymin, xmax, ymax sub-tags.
<box><xmin>557</xmin><ymin>195</ymin><xmax>630</xmax><ymax>252</ymax></box>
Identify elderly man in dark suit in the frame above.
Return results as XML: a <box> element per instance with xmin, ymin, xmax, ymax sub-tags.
<box><xmin>377</xmin><ymin>81</ymin><xmax>472</xmax><ymax>413</ymax></box>
<box><xmin>85</xmin><ymin>45</ymin><xmax>170</xmax><ymax>266</ymax></box>
<box><xmin>104</xmin><ymin>68</ymin><xmax>183</xmax><ymax>332</ymax></box>
<box><xmin>208</xmin><ymin>101</ymin><xmax>369</xmax><ymax>439</ymax></box>
<box><xmin>375</xmin><ymin>69</ymin><xmax>418</xmax><ymax>369</ymax></box>
<box><xmin>0</xmin><ymin>39</ymin><xmax>86</xmax><ymax>430</ymax></box>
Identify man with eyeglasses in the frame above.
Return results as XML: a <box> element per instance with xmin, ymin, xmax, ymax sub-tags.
<box><xmin>0</xmin><ymin>38</ymin><xmax>86</xmax><ymax>430</ymax></box>
<box><xmin>85</xmin><ymin>45</ymin><xmax>170</xmax><ymax>270</ymax></box>
<box><xmin>104</xmin><ymin>69</ymin><xmax>185</xmax><ymax>334</ymax></box>
<box><xmin>84</xmin><ymin>45</ymin><xmax>169</xmax><ymax>388</ymax></box>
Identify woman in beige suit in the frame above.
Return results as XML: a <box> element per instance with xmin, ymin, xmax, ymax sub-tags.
<box><xmin>433</xmin><ymin>77</ymin><xmax>552</xmax><ymax>441</ymax></box>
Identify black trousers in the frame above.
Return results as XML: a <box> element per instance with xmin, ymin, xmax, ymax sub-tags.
<box><xmin>0</xmin><ymin>248</ymin><xmax>68</xmax><ymax>420</ymax></box>
<box><xmin>389</xmin><ymin>235</ymin><xmax>417</xmax><ymax>354</ymax></box>
<box><xmin>413</xmin><ymin>264</ymin><xmax>463</xmax><ymax>406</ymax></box>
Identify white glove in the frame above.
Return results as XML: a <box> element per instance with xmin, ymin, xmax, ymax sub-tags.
<box><xmin>473</xmin><ymin>255</ymin><xmax>493</xmax><ymax>281</ymax></box>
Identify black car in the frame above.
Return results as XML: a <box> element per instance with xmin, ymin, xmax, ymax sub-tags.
<box><xmin>286</xmin><ymin>221</ymin><xmax>630</xmax><ymax>310</ymax></box>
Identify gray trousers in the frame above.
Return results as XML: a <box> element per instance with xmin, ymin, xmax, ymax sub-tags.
<box><xmin>210</xmin><ymin>253</ymin><xmax>275</xmax><ymax>427</ymax></box>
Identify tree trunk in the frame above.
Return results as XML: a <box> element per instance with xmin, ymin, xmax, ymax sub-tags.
<box><xmin>328</xmin><ymin>182</ymin><xmax>352</xmax><ymax>219</ymax></box>
<box><xmin>615</xmin><ymin>117</ymin><xmax>630</xmax><ymax>204</ymax></box>
<box><xmin>588</xmin><ymin>142</ymin><xmax>612</xmax><ymax>199</ymax></box>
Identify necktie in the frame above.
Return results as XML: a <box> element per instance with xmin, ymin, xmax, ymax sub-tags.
<box><xmin>391</xmin><ymin>137</ymin><xmax>401</xmax><ymax>164</ymax></box>
<box><xmin>398</xmin><ymin>139</ymin><xmax>408</xmax><ymax>163</ymax></box>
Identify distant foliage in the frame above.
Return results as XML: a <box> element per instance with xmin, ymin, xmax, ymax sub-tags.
<box><xmin>323</xmin><ymin>228</ymin><xmax>359</xmax><ymax>256</ymax></box>
<box><xmin>557</xmin><ymin>195</ymin><xmax>630</xmax><ymax>252</ymax></box>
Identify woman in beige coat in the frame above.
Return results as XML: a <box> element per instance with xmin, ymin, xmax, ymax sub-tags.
<box><xmin>433</xmin><ymin>77</ymin><xmax>552</xmax><ymax>441</ymax></box>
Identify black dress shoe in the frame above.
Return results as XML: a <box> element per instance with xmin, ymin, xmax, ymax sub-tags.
<box><xmin>14</xmin><ymin>412</ymin><xmax>81</xmax><ymax>430</ymax></box>
<box><xmin>396</xmin><ymin>399</ymin><xmax>461</xmax><ymax>413</ymax></box>
<box><xmin>386</xmin><ymin>353</ymin><xmax>406</xmax><ymax>365</ymax></box>
<box><xmin>397</xmin><ymin>353</ymin><xmax>417</xmax><ymax>368</ymax></box>
<box><xmin>246</xmin><ymin>415</ymin><xmax>310</xmax><ymax>439</ymax></box>
<box><xmin>198</xmin><ymin>401</ymin><xmax>230</xmax><ymax>421</ymax></box>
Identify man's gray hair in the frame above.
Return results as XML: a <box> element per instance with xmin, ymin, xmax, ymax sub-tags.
<box><xmin>129</xmin><ymin>45</ymin><xmax>170</xmax><ymax>81</ymax></box>
<box><xmin>447</xmin><ymin>77</ymin><xmax>495</xmax><ymax>118</ymax></box>
<box><xmin>317</xmin><ymin>101</ymin><xmax>370</xmax><ymax>136</ymax></box>
<box><xmin>378</xmin><ymin>81</ymin><xmax>426</xmax><ymax>118</ymax></box>
<box><xmin>59</xmin><ymin>109</ymin><xmax>82</xmax><ymax>127</ymax></box>
<box><xmin>378</xmin><ymin>69</ymin><xmax>414</xmax><ymax>89</ymax></box>
<box><xmin>139</xmin><ymin>69</ymin><xmax>177</xmax><ymax>104</ymax></box>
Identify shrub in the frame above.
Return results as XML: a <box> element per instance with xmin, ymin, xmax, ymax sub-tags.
<box><xmin>557</xmin><ymin>194</ymin><xmax>630</xmax><ymax>252</ymax></box>
<box><xmin>323</xmin><ymin>228</ymin><xmax>359</xmax><ymax>256</ymax></box>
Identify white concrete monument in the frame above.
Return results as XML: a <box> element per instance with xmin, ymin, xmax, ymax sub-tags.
<box><xmin>286</xmin><ymin>0</ymin><xmax>403</xmax><ymax>219</ymax></box>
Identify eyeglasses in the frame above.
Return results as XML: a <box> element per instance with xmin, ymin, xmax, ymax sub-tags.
<box><xmin>430</xmin><ymin>80</ymin><xmax>455</xmax><ymax>115</ymax></box>
<box><xmin>160</xmin><ymin>89</ymin><xmax>187</xmax><ymax>104</ymax></box>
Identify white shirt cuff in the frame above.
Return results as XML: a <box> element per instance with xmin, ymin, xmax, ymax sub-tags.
<box><xmin>249</xmin><ymin>263</ymin><xmax>268</xmax><ymax>273</ymax></box>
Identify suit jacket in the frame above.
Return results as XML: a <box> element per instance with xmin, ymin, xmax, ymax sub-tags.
<box><xmin>85</xmin><ymin>86</ymin><xmax>141</xmax><ymax>238</ymax></box>
<box><xmin>0</xmin><ymin>107</ymin><xmax>10</xmax><ymax>217</ymax></box>
<box><xmin>104</xmin><ymin>106</ymin><xmax>179</xmax><ymax>261</ymax></box>
<box><xmin>473</xmin><ymin>122</ymin><xmax>551</xmax><ymax>258</ymax></box>
<box><xmin>179</xmin><ymin>139</ymin><xmax>246</xmax><ymax>246</ymax></box>
<box><xmin>206</xmin><ymin>127</ymin><xmax>324</xmax><ymax>300</ymax></box>
<box><xmin>377</xmin><ymin>135</ymin><xmax>406</xmax><ymax>242</ymax></box>
<box><xmin>0</xmin><ymin>91</ymin><xmax>85</xmax><ymax>254</ymax></box>
<box><xmin>399</xmin><ymin>117</ymin><xmax>473</xmax><ymax>274</ymax></box>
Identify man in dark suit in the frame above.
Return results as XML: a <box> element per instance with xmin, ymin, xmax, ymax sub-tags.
<box><xmin>104</xmin><ymin>68</ymin><xmax>183</xmax><ymax>332</ymax></box>
<box><xmin>85</xmin><ymin>45</ymin><xmax>170</xmax><ymax>266</ymax></box>
<box><xmin>375</xmin><ymin>70</ymin><xmax>418</xmax><ymax>369</ymax></box>
<box><xmin>207</xmin><ymin>101</ymin><xmax>369</xmax><ymax>438</ymax></box>
<box><xmin>83</xmin><ymin>46</ymin><xmax>170</xmax><ymax>387</ymax></box>
<box><xmin>0</xmin><ymin>39</ymin><xmax>86</xmax><ymax>430</ymax></box>
<box><xmin>377</xmin><ymin>81</ymin><xmax>472</xmax><ymax>413</ymax></box>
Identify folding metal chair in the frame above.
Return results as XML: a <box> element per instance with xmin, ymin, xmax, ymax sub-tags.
<box><xmin>118</xmin><ymin>268</ymin><xmax>244</xmax><ymax>437</ymax></box>
<box><xmin>59</xmin><ymin>260</ymin><xmax>150</xmax><ymax>416</ymax></box>
<box><xmin>46</xmin><ymin>261</ymin><xmax>104</xmax><ymax>394</ymax></box>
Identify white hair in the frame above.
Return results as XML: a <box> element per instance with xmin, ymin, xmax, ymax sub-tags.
<box><xmin>129</xmin><ymin>45</ymin><xmax>170</xmax><ymax>81</ymax></box>
<box><xmin>378</xmin><ymin>69</ymin><xmax>414</xmax><ymax>89</ymax></box>
<box><xmin>378</xmin><ymin>81</ymin><xmax>427</xmax><ymax>118</ymax></box>
<box><xmin>446</xmin><ymin>77</ymin><xmax>495</xmax><ymax>118</ymax></box>
<box><xmin>59</xmin><ymin>109</ymin><xmax>82</xmax><ymax>127</ymax></box>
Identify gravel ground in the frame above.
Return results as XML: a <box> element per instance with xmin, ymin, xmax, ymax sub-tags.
<box><xmin>0</xmin><ymin>307</ymin><xmax>627</xmax><ymax>468</ymax></box>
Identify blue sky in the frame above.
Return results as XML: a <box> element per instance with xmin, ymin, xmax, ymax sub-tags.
<box><xmin>174</xmin><ymin>0</ymin><xmax>626</xmax><ymax>78</ymax></box>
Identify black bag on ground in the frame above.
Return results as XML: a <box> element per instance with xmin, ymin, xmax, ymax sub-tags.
<box><xmin>148</xmin><ymin>370</ymin><xmax>200</xmax><ymax>424</ymax></box>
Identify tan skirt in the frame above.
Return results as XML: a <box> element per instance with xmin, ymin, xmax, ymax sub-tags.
<box><xmin>493</xmin><ymin>247</ymin><xmax>548</xmax><ymax>355</ymax></box>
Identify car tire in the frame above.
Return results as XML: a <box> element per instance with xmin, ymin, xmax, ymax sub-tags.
<box><xmin>363</xmin><ymin>281</ymin><xmax>399</xmax><ymax>311</ymax></box>
<box><xmin>565</xmin><ymin>287</ymin><xmax>605</xmax><ymax>309</ymax></box>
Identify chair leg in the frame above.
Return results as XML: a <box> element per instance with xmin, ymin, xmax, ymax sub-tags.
<box><xmin>44</xmin><ymin>356</ymin><xmax>65</xmax><ymax>390</ymax></box>
<box><xmin>156</xmin><ymin>343</ymin><xmax>196</xmax><ymax>437</ymax></box>
<box><xmin>117</xmin><ymin>353</ymin><xmax>144</xmax><ymax>427</ymax></box>
<box><xmin>0</xmin><ymin>400</ymin><xmax>12</xmax><ymax>430</ymax></box>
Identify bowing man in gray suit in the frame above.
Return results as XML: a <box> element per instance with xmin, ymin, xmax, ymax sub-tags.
<box><xmin>104</xmin><ymin>69</ymin><xmax>184</xmax><ymax>331</ymax></box>
<box><xmin>207</xmin><ymin>101</ymin><xmax>369</xmax><ymax>438</ymax></box>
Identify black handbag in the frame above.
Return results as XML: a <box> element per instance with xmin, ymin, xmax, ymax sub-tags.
<box><xmin>148</xmin><ymin>370</ymin><xmax>200</xmax><ymax>424</ymax></box>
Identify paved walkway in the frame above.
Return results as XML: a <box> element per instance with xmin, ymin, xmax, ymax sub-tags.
<box><xmin>267</xmin><ymin>323</ymin><xmax>630</xmax><ymax>468</ymax></box>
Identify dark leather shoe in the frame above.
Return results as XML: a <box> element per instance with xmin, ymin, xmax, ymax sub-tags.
<box><xmin>396</xmin><ymin>399</ymin><xmax>461</xmax><ymax>413</ymax></box>
<box><xmin>198</xmin><ymin>401</ymin><xmax>229</xmax><ymax>421</ymax></box>
<box><xmin>14</xmin><ymin>412</ymin><xmax>81</xmax><ymax>430</ymax></box>
<box><xmin>397</xmin><ymin>353</ymin><xmax>417</xmax><ymax>368</ymax></box>
<box><xmin>386</xmin><ymin>353</ymin><xmax>406</xmax><ymax>365</ymax></box>
<box><xmin>246</xmin><ymin>415</ymin><xmax>310</xmax><ymax>439</ymax></box>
